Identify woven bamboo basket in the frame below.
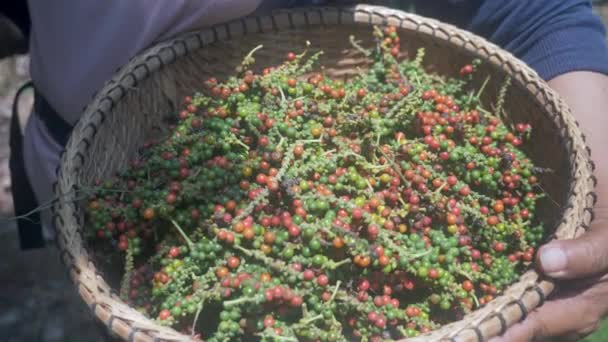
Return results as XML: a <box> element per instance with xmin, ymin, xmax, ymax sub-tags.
<box><xmin>52</xmin><ymin>4</ymin><xmax>597</xmax><ymax>342</ymax></box>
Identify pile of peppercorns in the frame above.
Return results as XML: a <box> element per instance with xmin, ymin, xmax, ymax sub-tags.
<box><xmin>86</xmin><ymin>26</ymin><xmax>544</xmax><ymax>341</ymax></box>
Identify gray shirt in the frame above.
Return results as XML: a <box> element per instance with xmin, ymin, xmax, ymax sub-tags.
<box><xmin>23</xmin><ymin>0</ymin><xmax>266</xmax><ymax>235</ymax></box>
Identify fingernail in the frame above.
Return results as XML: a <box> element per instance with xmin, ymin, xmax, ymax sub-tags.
<box><xmin>539</xmin><ymin>246</ymin><xmax>567</xmax><ymax>274</ymax></box>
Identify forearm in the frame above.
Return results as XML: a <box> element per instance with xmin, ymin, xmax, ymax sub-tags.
<box><xmin>548</xmin><ymin>71</ymin><xmax>608</xmax><ymax>216</ymax></box>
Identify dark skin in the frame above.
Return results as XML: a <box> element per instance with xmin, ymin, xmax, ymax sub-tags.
<box><xmin>491</xmin><ymin>71</ymin><xmax>608</xmax><ymax>341</ymax></box>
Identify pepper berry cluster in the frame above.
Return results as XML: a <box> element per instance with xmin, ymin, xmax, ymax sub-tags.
<box><xmin>86</xmin><ymin>26</ymin><xmax>545</xmax><ymax>341</ymax></box>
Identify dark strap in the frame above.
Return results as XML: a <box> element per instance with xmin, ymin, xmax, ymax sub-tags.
<box><xmin>34</xmin><ymin>91</ymin><xmax>74</xmax><ymax>146</ymax></box>
<box><xmin>9</xmin><ymin>81</ymin><xmax>44</xmax><ymax>249</ymax></box>
<box><xmin>9</xmin><ymin>82</ymin><xmax>74</xmax><ymax>250</ymax></box>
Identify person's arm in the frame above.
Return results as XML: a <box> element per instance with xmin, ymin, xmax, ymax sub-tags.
<box><xmin>547</xmin><ymin>73</ymin><xmax>608</xmax><ymax>243</ymax></box>
<box><xmin>469</xmin><ymin>0</ymin><xmax>608</xmax><ymax>80</ymax></box>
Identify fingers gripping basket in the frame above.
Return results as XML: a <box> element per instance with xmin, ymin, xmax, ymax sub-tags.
<box><xmin>53</xmin><ymin>5</ymin><xmax>596</xmax><ymax>342</ymax></box>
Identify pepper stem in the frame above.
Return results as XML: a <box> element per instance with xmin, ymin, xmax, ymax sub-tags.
<box><xmin>170</xmin><ymin>219</ymin><xmax>194</xmax><ymax>249</ymax></box>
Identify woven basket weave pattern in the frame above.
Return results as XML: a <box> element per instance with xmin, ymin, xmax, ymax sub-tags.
<box><xmin>52</xmin><ymin>5</ymin><xmax>596</xmax><ymax>342</ymax></box>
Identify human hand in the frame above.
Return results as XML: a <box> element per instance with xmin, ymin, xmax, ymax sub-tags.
<box><xmin>489</xmin><ymin>186</ymin><xmax>608</xmax><ymax>341</ymax></box>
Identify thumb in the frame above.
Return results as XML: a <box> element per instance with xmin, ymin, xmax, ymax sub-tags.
<box><xmin>538</xmin><ymin>228</ymin><xmax>608</xmax><ymax>279</ymax></box>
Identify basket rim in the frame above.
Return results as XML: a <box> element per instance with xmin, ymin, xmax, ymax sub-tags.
<box><xmin>51</xmin><ymin>4</ymin><xmax>596</xmax><ymax>342</ymax></box>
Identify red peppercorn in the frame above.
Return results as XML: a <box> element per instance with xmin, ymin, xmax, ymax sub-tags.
<box><xmin>460</xmin><ymin>64</ymin><xmax>474</xmax><ymax>76</ymax></box>
<box><xmin>158</xmin><ymin>309</ymin><xmax>171</xmax><ymax>320</ymax></box>
<box><xmin>227</xmin><ymin>256</ymin><xmax>240</xmax><ymax>269</ymax></box>
<box><xmin>494</xmin><ymin>242</ymin><xmax>506</xmax><ymax>252</ymax></box>
<box><xmin>487</xmin><ymin>216</ymin><xmax>499</xmax><ymax>226</ymax></box>
<box><xmin>169</xmin><ymin>246</ymin><xmax>180</xmax><ymax>258</ymax></box>
<box><xmin>263</xmin><ymin>315</ymin><xmax>275</xmax><ymax>328</ymax></box>
<box><xmin>303</xmin><ymin>269</ymin><xmax>315</xmax><ymax>281</ymax></box>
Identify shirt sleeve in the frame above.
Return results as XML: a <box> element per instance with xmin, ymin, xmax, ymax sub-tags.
<box><xmin>468</xmin><ymin>0</ymin><xmax>608</xmax><ymax>80</ymax></box>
